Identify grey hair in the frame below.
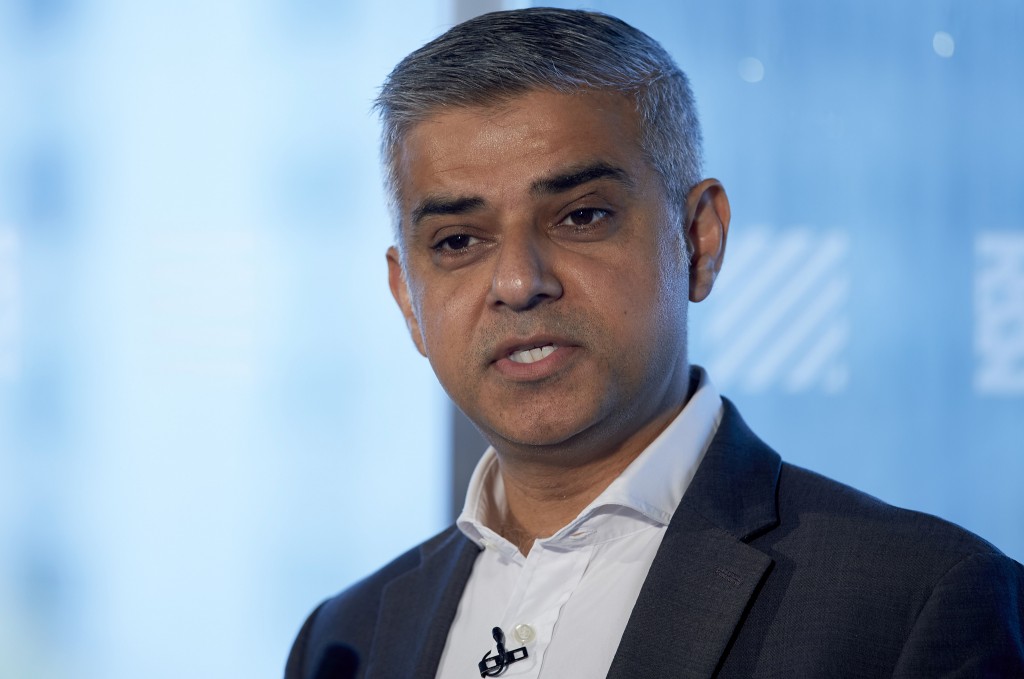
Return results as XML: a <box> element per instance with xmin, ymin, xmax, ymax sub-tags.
<box><xmin>374</xmin><ymin>7</ymin><xmax>703</xmax><ymax>246</ymax></box>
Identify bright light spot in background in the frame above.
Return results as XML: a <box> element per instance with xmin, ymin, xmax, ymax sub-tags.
<box><xmin>738</xmin><ymin>57</ymin><xmax>765</xmax><ymax>83</ymax></box>
<box><xmin>0</xmin><ymin>226</ymin><xmax>19</xmax><ymax>381</ymax></box>
<box><xmin>933</xmin><ymin>31</ymin><xmax>955</xmax><ymax>58</ymax></box>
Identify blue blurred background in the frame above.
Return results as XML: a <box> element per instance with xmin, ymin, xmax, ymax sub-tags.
<box><xmin>0</xmin><ymin>1</ymin><xmax>1021</xmax><ymax>677</ymax></box>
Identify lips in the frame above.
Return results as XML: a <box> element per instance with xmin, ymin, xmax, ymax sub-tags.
<box><xmin>508</xmin><ymin>344</ymin><xmax>557</xmax><ymax>364</ymax></box>
<box><xmin>488</xmin><ymin>334</ymin><xmax>579</xmax><ymax>381</ymax></box>
<box><xmin>491</xmin><ymin>335</ymin><xmax>572</xmax><ymax>365</ymax></box>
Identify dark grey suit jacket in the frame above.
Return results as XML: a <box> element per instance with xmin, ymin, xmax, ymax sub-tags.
<box><xmin>286</xmin><ymin>400</ymin><xmax>1024</xmax><ymax>678</ymax></box>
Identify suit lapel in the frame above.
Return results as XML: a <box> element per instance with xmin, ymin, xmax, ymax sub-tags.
<box><xmin>608</xmin><ymin>399</ymin><xmax>782</xmax><ymax>679</ymax></box>
<box><xmin>366</xmin><ymin>529</ymin><xmax>479</xmax><ymax>679</ymax></box>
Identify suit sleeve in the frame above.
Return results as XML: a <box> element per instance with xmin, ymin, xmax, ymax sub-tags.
<box><xmin>892</xmin><ymin>552</ymin><xmax>1024</xmax><ymax>677</ymax></box>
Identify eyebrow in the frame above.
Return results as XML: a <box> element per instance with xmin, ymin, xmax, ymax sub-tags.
<box><xmin>530</xmin><ymin>162</ymin><xmax>634</xmax><ymax>196</ymax></box>
<box><xmin>408</xmin><ymin>162</ymin><xmax>632</xmax><ymax>229</ymax></box>
<box><xmin>410</xmin><ymin>195</ymin><xmax>486</xmax><ymax>227</ymax></box>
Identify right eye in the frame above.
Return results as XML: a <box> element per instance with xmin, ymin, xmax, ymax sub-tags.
<box><xmin>433</xmin><ymin>234</ymin><xmax>479</xmax><ymax>252</ymax></box>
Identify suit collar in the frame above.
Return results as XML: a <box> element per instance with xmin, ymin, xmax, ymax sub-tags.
<box><xmin>680</xmin><ymin>397</ymin><xmax>781</xmax><ymax>541</ymax></box>
<box><xmin>367</xmin><ymin>529</ymin><xmax>479</xmax><ymax>679</ymax></box>
<box><xmin>608</xmin><ymin>398</ymin><xmax>781</xmax><ymax>679</ymax></box>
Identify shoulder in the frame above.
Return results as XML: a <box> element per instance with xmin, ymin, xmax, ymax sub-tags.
<box><xmin>717</xmin><ymin>462</ymin><xmax>1024</xmax><ymax>674</ymax></box>
<box><xmin>764</xmin><ymin>463</ymin><xmax>1023</xmax><ymax>665</ymax></box>
<box><xmin>775</xmin><ymin>461</ymin><xmax>1007</xmax><ymax>568</ymax></box>
<box><xmin>285</xmin><ymin>525</ymin><xmax>470</xmax><ymax>679</ymax></box>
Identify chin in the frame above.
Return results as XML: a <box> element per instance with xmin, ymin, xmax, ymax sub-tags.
<box><xmin>491</xmin><ymin>423</ymin><xmax>581</xmax><ymax>449</ymax></box>
<box><xmin>483</xmin><ymin>408</ymin><xmax>608</xmax><ymax>453</ymax></box>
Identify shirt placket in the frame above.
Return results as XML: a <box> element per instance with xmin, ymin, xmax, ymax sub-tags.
<box><xmin>496</xmin><ymin>539</ymin><xmax>594</xmax><ymax>677</ymax></box>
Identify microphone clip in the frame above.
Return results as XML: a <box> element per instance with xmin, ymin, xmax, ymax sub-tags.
<box><xmin>478</xmin><ymin>626</ymin><xmax>528</xmax><ymax>677</ymax></box>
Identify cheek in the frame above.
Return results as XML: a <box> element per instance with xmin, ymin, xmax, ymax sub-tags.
<box><xmin>415</xmin><ymin>287</ymin><xmax>478</xmax><ymax>360</ymax></box>
<box><xmin>608</xmin><ymin>260</ymin><xmax>689</xmax><ymax>354</ymax></box>
<box><xmin>584</xmin><ymin>258</ymin><xmax>685</xmax><ymax>321</ymax></box>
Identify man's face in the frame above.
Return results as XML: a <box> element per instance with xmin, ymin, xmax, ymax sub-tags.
<box><xmin>388</xmin><ymin>89</ymin><xmax>694</xmax><ymax>460</ymax></box>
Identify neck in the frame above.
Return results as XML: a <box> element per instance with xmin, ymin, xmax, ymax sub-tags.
<box><xmin>492</xmin><ymin>374</ymin><xmax>694</xmax><ymax>554</ymax></box>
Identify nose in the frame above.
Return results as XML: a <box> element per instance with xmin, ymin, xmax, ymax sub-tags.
<box><xmin>486</xmin><ymin>230</ymin><xmax>563</xmax><ymax>311</ymax></box>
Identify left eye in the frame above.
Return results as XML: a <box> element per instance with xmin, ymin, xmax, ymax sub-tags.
<box><xmin>560</xmin><ymin>208</ymin><xmax>609</xmax><ymax>227</ymax></box>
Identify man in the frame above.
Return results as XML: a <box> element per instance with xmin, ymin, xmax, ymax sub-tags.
<box><xmin>287</xmin><ymin>9</ymin><xmax>1024</xmax><ymax>678</ymax></box>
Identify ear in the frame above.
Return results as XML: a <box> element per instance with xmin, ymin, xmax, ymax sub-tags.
<box><xmin>684</xmin><ymin>178</ymin><xmax>731</xmax><ymax>303</ymax></box>
<box><xmin>386</xmin><ymin>246</ymin><xmax>428</xmax><ymax>357</ymax></box>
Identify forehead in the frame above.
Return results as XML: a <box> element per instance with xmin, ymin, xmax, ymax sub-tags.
<box><xmin>393</xmin><ymin>89</ymin><xmax>650</xmax><ymax>215</ymax></box>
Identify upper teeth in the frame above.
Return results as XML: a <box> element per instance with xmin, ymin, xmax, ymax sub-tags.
<box><xmin>509</xmin><ymin>345</ymin><xmax>557</xmax><ymax>364</ymax></box>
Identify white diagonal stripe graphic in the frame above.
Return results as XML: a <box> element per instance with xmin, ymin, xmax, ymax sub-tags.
<box><xmin>709</xmin><ymin>230</ymin><xmax>812</xmax><ymax>340</ymax></box>
<box><xmin>787</xmin><ymin>319</ymin><xmax>849</xmax><ymax>392</ymax></box>
<box><xmin>743</xmin><ymin>275</ymin><xmax>848</xmax><ymax>392</ymax></box>
<box><xmin>974</xmin><ymin>232</ymin><xmax>1024</xmax><ymax>393</ymax></box>
<box><xmin>709</xmin><ymin>233</ymin><xmax>847</xmax><ymax>387</ymax></box>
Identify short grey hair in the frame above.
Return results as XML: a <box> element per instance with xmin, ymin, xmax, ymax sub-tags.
<box><xmin>374</xmin><ymin>7</ymin><xmax>703</xmax><ymax>245</ymax></box>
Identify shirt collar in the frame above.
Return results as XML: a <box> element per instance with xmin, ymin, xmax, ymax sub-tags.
<box><xmin>456</xmin><ymin>366</ymin><xmax>724</xmax><ymax>551</ymax></box>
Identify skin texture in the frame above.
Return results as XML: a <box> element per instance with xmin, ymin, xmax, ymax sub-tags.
<box><xmin>387</xmin><ymin>89</ymin><xmax>730</xmax><ymax>552</ymax></box>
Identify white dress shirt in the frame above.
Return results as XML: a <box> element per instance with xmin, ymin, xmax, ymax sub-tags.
<box><xmin>434</xmin><ymin>368</ymin><xmax>724</xmax><ymax>678</ymax></box>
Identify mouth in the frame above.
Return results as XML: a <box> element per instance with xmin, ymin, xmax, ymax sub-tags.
<box><xmin>507</xmin><ymin>344</ymin><xmax>558</xmax><ymax>364</ymax></box>
<box><xmin>490</xmin><ymin>336</ymin><xmax>577</xmax><ymax>380</ymax></box>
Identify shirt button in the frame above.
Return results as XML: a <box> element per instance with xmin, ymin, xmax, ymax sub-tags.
<box><xmin>513</xmin><ymin>624</ymin><xmax>535</xmax><ymax>644</ymax></box>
